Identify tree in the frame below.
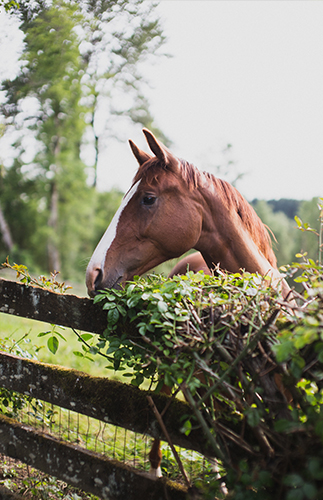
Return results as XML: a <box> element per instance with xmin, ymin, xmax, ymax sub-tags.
<box><xmin>252</xmin><ymin>200</ymin><xmax>298</xmax><ymax>267</ymax></box>
<box><xmin>296</xmin><ymin>197</ymin><xmax>321</xmax><ymax>261</ymax></box>
<box><xmin>0</xmin><ymin>0</ymin><xmax>19</xmax><ymax>12</ymax></box>
<box><xmin>77</xmin><ymin>0</ymin><xmax>168</xmax><ymax>186</ymax></box>
<box><xmin>0</xmin><ymin>0</ymin><xmax>166</xmax><ymax>278</ymax></box>
<box><xmin>2</xmin><ymin>0</ymin><xmax>88</xmax><ymax>273</ymax></box>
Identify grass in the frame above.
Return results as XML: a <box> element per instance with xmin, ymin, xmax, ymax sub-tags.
<box><xmin>0</xmin><ymin>312</ymin><xmax>113</xmax><ymax>377</ymax></box>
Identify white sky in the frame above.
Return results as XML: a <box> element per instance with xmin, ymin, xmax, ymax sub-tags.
<box><xmin>135</xmin><ymin>0</ymin><xmax>323</xmax><ymax>201</ymax></box>
<box><xmin>1</xmin><ymin>1</ymin><xmax>323</xmax><ymax>201</ymax></box>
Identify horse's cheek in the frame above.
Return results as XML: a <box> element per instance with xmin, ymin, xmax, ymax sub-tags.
<box><xmin>157</xmin><ymin>218</ymin><xmax>199</xmax><ymax>255</ymax></box>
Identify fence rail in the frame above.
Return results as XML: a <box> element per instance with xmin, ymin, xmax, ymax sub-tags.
<box><xmin>0</xmin><ymin>350</ymin><xmax>211</xmax><ymax>457</ymax></box>
<box><xmin>0</xmin><ymin>413</ymin><xmax>187</xmax><ymax>500</ymax></box>
<box><xmin>0</xmin><ymin>277</ymin><xmax>209</xmax><ymax>499</ymax></box>
<box><xmin>0</xmin><ymin>277</ymin><xmax>107</xmax><ymax>334</ymax></box>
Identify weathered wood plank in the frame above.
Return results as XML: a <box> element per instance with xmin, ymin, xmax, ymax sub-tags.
<box><xmin>0</xmin><ymin>278</ymin><xmax>107</xmax><ymax>335</ymax></box>
<box><xmin>0</xmin><ymin>415</ymin><xmax>188</xmax><ymax>500</ymax></box>
<box><xmin>0</xmin><ymin>351</ymin><xmax>213</xmax><ymax>457</ymax></box>
<box><xmin>0</xmin><ymin>485</ymin><xmax>24</xmax><ymax>500</ymax></box>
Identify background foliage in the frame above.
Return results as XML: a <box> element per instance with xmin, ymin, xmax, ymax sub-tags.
<box><xmin>0</xmin><ymin>0</ymin><xmax>165</xmax><ymax>281</ymax></box>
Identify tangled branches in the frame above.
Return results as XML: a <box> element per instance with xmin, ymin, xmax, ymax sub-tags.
<box><xmin>92</xmin><ymin>263</ymin><xmax>323</xmax><ymax>499</ymax></box>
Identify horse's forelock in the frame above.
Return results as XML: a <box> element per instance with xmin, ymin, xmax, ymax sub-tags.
<box><xmin>132</xmin><ymin>158</ymin><xmax>164</xmax><ymax>187</ymax></box>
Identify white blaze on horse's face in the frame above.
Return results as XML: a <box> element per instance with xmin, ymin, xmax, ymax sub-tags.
<box><xmin>85</xmin><ymin>181</ymin><xmax>140</xmax><ymax>296</ymax></box>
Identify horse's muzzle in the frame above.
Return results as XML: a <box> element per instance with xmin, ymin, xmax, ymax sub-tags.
<box><xmin>86</xmin><ymin>266</ymin><xmax>125</xmax><ymax>297</ymax></box>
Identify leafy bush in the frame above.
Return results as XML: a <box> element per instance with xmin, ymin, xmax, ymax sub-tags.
<box><xmin>84</xmin><ymin>255</ymin><xmax>323</xmax><ymax>498</ymax></box>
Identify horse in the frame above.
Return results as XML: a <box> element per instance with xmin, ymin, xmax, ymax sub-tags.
<box><xmin>169</xmin><ymin>251</ymin><xmax>210</xmax><ymax>277</ymax></box>
<box><xmin>86</xmin><ymin>128</ymin><xmax>290</xmax><ymax>477</ymax></box>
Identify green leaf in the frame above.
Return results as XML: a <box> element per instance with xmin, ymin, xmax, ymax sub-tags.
<box><xmin>127</xmin><ymin>295</ymin><xmax>140</xmax><ymax>308</ymax></box>
<box><xmin>286</xmin><ymin>490</ymin><xmax>303</xmax><ymax>500</ymax></box>
<box><xmin>164</xmin><ymin>372</ymin><xmax>173</xmax><ymax>387</ymax></box>
<box><xmin>108</xmin><ymin>308</ymin><xmax>120</xmax><ymax>325</ymax></box>
<box><xmin>47</xmin><ymin>336</ymin><xmax>59</xmax><ymax>355</ymax></box>
<box><xmin>37</xmin><ymin>331</ymin><xmax>51</xmax><ymax>338</ymax></box>
<box><xmin>274</xmin><ymin>419</ymin><xmax>297</xmax><ymax>433</ymax></box>
<box><xmin>157</xmin><ymin>301</ymin><xmax>168</xmax><ymax>313</ymax></box>
<box><xmin>245</xmin><ymin>407</ymin><xmax>261</xmax><ymax>427</ymax></box>
<box><xmin>294</xmin><ymin>276</ymin><xmax>309</xmax><ymax>283</ymax></box>
<box><xmin>73</xmin><ymin>351</ymin><xmax>84</xmax><ymax>358</ymax></box>
<box><xmin>80</xmin><ymin>334</ymin><xmax>93</xmax><ymax>342</ymax></box>
<box><xmin>89</xmin><ymin>346</ymin><xmax>99</xmax><ymax>355</ymax></box>
<box><xmin>117</xmin><ymin>304</ymin><xmax>127</xmax><ymax>316</ymax></box>
<box><xmin>294</xmin><ymin>216</ymin><xmax>303</xmax><ymax>227</ymax></box>
<box><xmin>180</xmin><ymin>419</ymin><xmax>192</xmax><ymax>436</ymax></box>
<box><xmin>103</xmin><ymin>302</ymin><xmax>117</xmax><ymax>310</ymax></box>
<box><xmin>54</xmin><ymin>331</ymin><xmax>66</xmax><ymax>342</ymax></box>
<box><xmin>303</xmin><ymin>482</ymin><xmax>317</xmax><ymax>499</ymax></box>
<box><xmin>272</xmin><ymin>340</ymin><xmax>295</xmax><ymax>363</ymax></box>
<box><xmin>93</xmin><ymin>294</ymin><xmax>106</xmax><ymax>303</ymax></box>
<box><xmin>139</xmin><ymin>325</ymin><xmax>147</xmax><ymax>335</ymax></box>
<box><xmin>284</xmin><ymin>473</ymin><xmax>303</xmax><ymax>488</ymax></box>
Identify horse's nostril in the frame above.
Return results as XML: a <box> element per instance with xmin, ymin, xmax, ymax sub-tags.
<box><xmin>94</xmin><ymin>268</ymin><xmax>103</xmax><ymax>291</ymax></box>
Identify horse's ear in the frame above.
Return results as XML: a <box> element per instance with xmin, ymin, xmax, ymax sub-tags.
<box><xmin>143</xmin><ymin>129</ymin><xmax>178</xmax><ymax>168</ymax></box>
<box><xmin>143</xmin><ymin>129</ymin><xmax>167</xmax><ymax>163</ymax></box>
<box><xmin>129</xmin><ymin>139</ymin><xmax>152</xmax><ymax>166</ymax></box>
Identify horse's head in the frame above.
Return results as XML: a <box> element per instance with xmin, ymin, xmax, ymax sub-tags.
<box><xmin>86</xmin><ymin>129</ymin><xmax>203</xmax><ymax>296</ymax></box>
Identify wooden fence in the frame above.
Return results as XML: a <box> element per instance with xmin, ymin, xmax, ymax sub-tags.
<box><xmin>0</xmin><ymin>277</ymin><xmax>211</xmax><ymax>499</ymax></box>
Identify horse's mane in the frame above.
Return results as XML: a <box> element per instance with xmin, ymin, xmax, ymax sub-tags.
<box><xmin>133</xmin><ymin>157</ymin><xmax>277</xmax><ymax>268</ymax></box>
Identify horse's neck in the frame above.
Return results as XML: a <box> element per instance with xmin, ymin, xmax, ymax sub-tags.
<box><xmin>194</xmin><ymin>182</ymin><xmax>293</xmax><ymax>301</ymax></box>
<box><xmin>195</xmin><ymin>188</ymin><xmax>277</xmax><ymax>278</ymax></box>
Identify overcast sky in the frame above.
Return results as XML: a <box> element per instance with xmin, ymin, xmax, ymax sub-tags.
<box><xmin>131</xmin><ymin>0</ymin><xmax>323</xmax><ymax>201</ymax></box>
<box><xmin>1</xmin><ymin>1</ymin><xmax>323</xmax><ymax>201</ymax></box>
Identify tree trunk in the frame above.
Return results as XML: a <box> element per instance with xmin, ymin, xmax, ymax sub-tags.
<box><xmin>47</xmin><ymin>180</ymin><xmax>60</xmax><ymax>272</ymax></box>
<box><xmin>0</xmin><ymin>201</ymin><xmax>14</xmax><ymax>252</ymax></box>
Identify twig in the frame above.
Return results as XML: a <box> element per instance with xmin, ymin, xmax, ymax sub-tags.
<box><xmin>197</xmin><ymin>308</ymin><xmax>280</xmax><ymax>408</ymax></box>
<box><xmin>181</xmin><ymin>385</ymin><xmax>229</xmax><ymax>467</ymax></box>
<box><xmin>215</xmin><ymin>422</ymin><xmax>256</xmax><ymax>455</ymax></box>
<box><xmin>72</xmin><ymin>328</ymin><xmax>111</xmax><ymax>361</ymax></box>
<box><xmin>146</xmin><ymin>396</ymin><xmax>191</xmax><ymax>488</ymax></box>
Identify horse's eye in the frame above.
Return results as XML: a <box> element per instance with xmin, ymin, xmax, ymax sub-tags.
<box><xmin>142</xmin><ymin>196</ymin><xmax>156</xmax><ymax>206</ymax></box>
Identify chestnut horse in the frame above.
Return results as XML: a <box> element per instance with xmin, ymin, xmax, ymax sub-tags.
<box><xmin>86</xmin><ymin>129</ymin><xmax>289</xmax><ymax>476</ymax></box>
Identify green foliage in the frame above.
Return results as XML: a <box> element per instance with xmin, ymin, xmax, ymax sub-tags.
<box><xmin>93</xmin><ymin>270</ymin><xmax>275</xmax><ymax>388</ymax></box>
<box><xmin>87</xmin><ymin>257</ymin><xmax>323</xmax><ymax>498</ymax></box>
<box><xmin>2</xmin><ymin>259</ymin><xmax>70</xmax><ymax>355</ymax></box>
<box><xmin>252</xmin><ymin>199</ymin><xmax>299</xmax><ymax>266</ymax></box>
<box><xmin>0</xmin><ymin>0</ymin><xmax>19</xmax><ymax>12</ymax></box>
<box><xmin>296</xmin><ymin>198</ymin><xmax>322</xmax><ymax>263</ymax></box>
<box><xmin>2</xmin><ymin>258</ymin><xmax>72</xmax><ymax>293</ymax></box>
<box><xmin>251</xmin><ymin>197</ymin><xmax>323</xmax><ymax>270</ymax></box>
